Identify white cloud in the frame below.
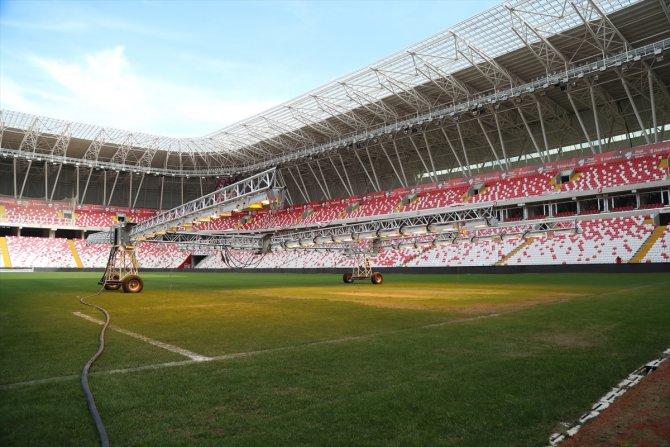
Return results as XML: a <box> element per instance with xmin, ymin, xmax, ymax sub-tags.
<box><xmin>2</xmin><ymin>46</ymin><xmax>280</xmax><ymax>137</ymax></box>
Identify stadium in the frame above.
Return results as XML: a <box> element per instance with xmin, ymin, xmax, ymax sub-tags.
<box><xmin>1</xmin><ymin>0</ymin><xmax>670</xmax><ymax>445</ymax></box>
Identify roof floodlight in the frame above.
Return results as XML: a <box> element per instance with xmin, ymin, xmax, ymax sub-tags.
<box><xmin>400</xmin><ymin>225</ymin><xmax>427</xmax><ymax>235</ymax></box>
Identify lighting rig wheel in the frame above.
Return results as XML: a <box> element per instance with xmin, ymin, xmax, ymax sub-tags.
<box><xmin>104</xmin><ymin>275</ymin><xmax>121</xmax><ymax>290</ymax></box>
<box><xmin>122</xmin><ymin>275</ymin><xmax>144</xmax><ymax>293</ymax></box>
<box><xmin>370</xmin><ymin>272</ymin><xmax>383</xmax><ymax>285</ymax></box>
<box><xmin>343</xmin><ymin>272</ymin><xmax>354</xmax><ymax>284</ymax></box>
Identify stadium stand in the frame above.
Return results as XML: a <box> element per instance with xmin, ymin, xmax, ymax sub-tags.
<box><xmin>4</xmin><ymin>236</ymin><xmax>77</xmax><ymax>268</ymax></box>
<box><xmin>641</xmin><ymin>226</ymin><xmax>670</xmax><ymax>263</ymax></box>
<box><xmin>0</xmin><ymin>144</ymin><xmax>668</xmax><ymax>269</ymax></box>
<box><xmin>135</xmin><ymin>243</ymin><xmax>190</xmax><ymax>269</ymax></box>
<box><xmin>500</xmin><ymin>216</ymin><xmax>655</xmax><ymax>265</ymax></box>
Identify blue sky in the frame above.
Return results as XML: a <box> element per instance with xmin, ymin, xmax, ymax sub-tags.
<box><xmin>1</xmin><ymin>0</ymin><xmax>499</xmax><ymax>137</ymax></box>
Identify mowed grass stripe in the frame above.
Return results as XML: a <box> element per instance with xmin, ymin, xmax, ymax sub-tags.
<box><xmin>1</xmin><ymin>272</ymin><xmax>669</xmax><ymax>446</ymax></box>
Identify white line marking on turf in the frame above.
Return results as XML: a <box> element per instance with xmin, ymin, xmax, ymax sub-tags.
<box><xmin>1</xmin><ymin>312</ymin><xmax>505</xmax><ymax>390</ymax></box>
<box><xmin>72</xmin><ymin>312</ymin><xmax>212</xmax><ymax>362</ymax></box>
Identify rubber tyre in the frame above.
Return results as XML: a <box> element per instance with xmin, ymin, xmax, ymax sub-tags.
<box><xmin>343</xmin><ymin>272</ymin><xmax>354</xmax><ymax>284</ymax></box>
<box><xmin>370</xmin><ymin>272</ymin><xmax>383</xmax><ymax>285</ymax></box>
<box><xmin>104</xmin><ymin>275</ymin><xmax>121</xmax><ymax>290</ymax></box>
<box><xmin>122</xmin><ymin>275</ymin><xmax>144</xmax><ymax>293</ymax></box>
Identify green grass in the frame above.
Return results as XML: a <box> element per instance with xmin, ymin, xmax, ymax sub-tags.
<box><xmin>1</xmin><ymin>271</ymin><xmax>669</xmax><ymax>446</ymax></box>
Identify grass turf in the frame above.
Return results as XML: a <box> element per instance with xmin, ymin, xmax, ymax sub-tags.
<box><xmin>0</xmin><ymin>271</ymin><xmax>669</xmax><ymax>446</ymax></box>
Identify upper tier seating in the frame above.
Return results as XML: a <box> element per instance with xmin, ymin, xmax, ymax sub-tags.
<box><xmin>2</xmin><ymin>203</ymin><xmax>70</xmax><ymax>226</ymax></box>
<box><xmin>299</xmin><ymin>202</ymin><xmax>349</xmax><ymax>225</ymax></box>
<box><xmin>345</xmin><ymin>196</ymin><xmax>399</xmax><ymax>219</ymax></box>
<box><xmin>557</xmin><ymin>155</ymin><xmax>667</xmax><ymax>192</ymax></box>
<box><xmin>469</xmin><ymin>173</ymin><xmax>554</xmax><ymax>203</ymax></box>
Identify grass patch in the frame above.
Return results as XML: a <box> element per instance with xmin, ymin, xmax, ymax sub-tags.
<box><xmin>1</xmin><ymin>272</ymin><xmax>669</xmax><ymax>446</ymax></box>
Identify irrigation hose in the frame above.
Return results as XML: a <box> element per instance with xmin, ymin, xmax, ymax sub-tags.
<box><xmin>78</xmin><ymin>287</ymin><xmax>111</xmax><ymax>447</ymax></box>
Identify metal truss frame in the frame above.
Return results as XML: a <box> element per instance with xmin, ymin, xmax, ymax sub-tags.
<box><xmin>2</xmin><ymin>0</ymin><xmax>662</xmax><ymax>177</ymax></box>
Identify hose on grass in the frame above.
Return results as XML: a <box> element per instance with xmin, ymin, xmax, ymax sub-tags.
<box><xmin>79</xmin><ymin>286</ymin><xmax>111</xmax><ymax>447</ymax></box>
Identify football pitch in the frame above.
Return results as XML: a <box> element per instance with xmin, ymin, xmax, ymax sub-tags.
<box><xmin>1</xmin><ymin>271</ymin><xmax>669</xmax><ymax>446</ymax></box>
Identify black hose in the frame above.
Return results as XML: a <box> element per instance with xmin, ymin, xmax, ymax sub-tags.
<box><xmin>79</xmin><ymin>289</ymin><xmax>111</xmax><ymax>447</ymax></box>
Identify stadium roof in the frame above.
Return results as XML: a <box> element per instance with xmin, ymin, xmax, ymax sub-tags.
<box><xmin>1</xmin><ymin>0</ymin><xmax>669</xmax><ymax>180</ymax></box>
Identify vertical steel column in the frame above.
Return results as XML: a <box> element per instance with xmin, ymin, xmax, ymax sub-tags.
<box><xmin>421</xmin><ymin>133</ymin><xmax>438</xmax><ymax>182</ymax></box>
<box><xmin>132</xmin><ymin>173</ymin><xmax>145</xmax><ymax>208</ymax></box>
<box><xmin>338</xmin><ymin>154</ymin><xmax>355</xmax><ymax>197</ymax></box>
<box><xmin>50</xmin><ymin>163</ymin><xmax>63</xmax><ymax>201</ymax></box>
<box><xmin>589</xmin><ymin>85</ymin><xmax>604</xmax><ymax>153</ymax></box>
<box><xmin>620</xmin><ymin>76</ymin><xmax>651</xmax><ymax>145</ymax></box>
<box><xmin>566</xmin><ymin>93</ymin><xmax>597</xmax><ymax>155</ymax></box>
<box><xmin>80</xmin><ymin>168</ymin><xmax>93</xmax><ymax>205</ymax></box>
<box><xmin>476</xmin><ymin>119</ymin><xmax>503</xmax><ymax>170</ymax></box>
<box><xmin>379</xmin><ymin>143</ymin><xmax>406</xmax><ymax>188</ymax></box>
<box><xmin>316</xmin><ymin>160</ymin><xmax>332</xmax><ymax>199</ymax></box>
<box><xmin>328</xmin><ymin>156</ymin><xmax>354</xmax><ymax>196</ymax></box>
<box><xmin>648</xmin><ymin>69</ymin><xmax>658</xmax><ymax>143</ymax></box>
<box><xmin>365</xmin><ymin>147</ymin><xmax>382</xmax><ymax>191</ymax></box>
<box><xmin>517</xmin><ymin>107</ymin><xmax>547</xmax><ymax>162</ymax></box>
<box><xmin>391</xmin><ymin>140</ymin><xmax>409</xmax><ymax>186</ymax></box>
<box><xmin>159</xmin><ymin>176</ymin><xmax>165</xmax><ymax>210</ymax></box>
<box><xmin>306</xmin><ymin>162</ymin><xmax>330</xmax><ymax>200</ymax></box>
<box><xmin>107</xmin><ymin>171</ymin><xmax>120</xmax><ymax>206</ymax></box>
<box><xmin>44</xmin><ymin>163</ymin><xmax>48</xmax><ymax>200</ymax></box>
<box><xmin>408</xmin><ymin>136</ymin><xmax>433</xmax><ymax>184</ymax></box>
<box><xmin>455</xmin><ymin>121</ymin><xmax>473</xmax><ymax>172</ymax></box>
<box><xmin>13</xmin><ymin>158</ymin><xmax>17</xmax><ymax>199</ymax></box>
<box><xmin>440</xmin><ymin>127</ymin><xmax>468</xmax><ymax>176</ymax></box>
<box><xmin>129</xmin><ymin>171</ymin><xmax>133</xmax><ymax>208</ymax></box>
<box><xmin>354</xmin><ymin>150</ymin><xmax>380</xmax><ymax>192</ymax></box>
<box><xmin>19</xmin><ymin>160</ymin><xmax>32</xmax><ymax>200</ymax></box>
<box><xmin>535</xmin><ymin>99</ymin><xmax>551</xmax><ymax>158</ymax></box>
<box><xmin>492</xmin><ymin>113</ymin><xmax>509</xmax><ymax>170</ymax></box>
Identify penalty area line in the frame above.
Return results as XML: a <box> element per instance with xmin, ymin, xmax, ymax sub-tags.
<box><xmin>72</xmin><ymin>311</ymin><xmax>212</xmax><ymax>362</ymax></box>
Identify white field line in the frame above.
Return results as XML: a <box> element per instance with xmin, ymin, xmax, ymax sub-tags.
<box><xmin>72</xmin><ymin>312</ymin><xmax>212</xmax><ymax>362</ymax></box>
<box><xmin>0</xmin><ymin>311</ymin><xmax>507</xmax><ymax>391</ymax></box>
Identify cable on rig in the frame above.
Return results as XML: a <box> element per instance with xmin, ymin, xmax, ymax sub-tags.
<box><xmin>78</xmin><ymin>287</ymin><xmax>111</xmax><ymax>447</ymax></box>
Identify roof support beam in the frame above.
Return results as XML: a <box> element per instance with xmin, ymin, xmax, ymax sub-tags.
<box><xmin>354</xmin><ymin>149</ymin><xmax>380</xmax><ymax>193</ymax></box>
<box><xmin>49</xmin><ymin>163</ymin><xmax>63</xmax><ymax>201</ymax></box>
<box><xmin>338</xmin><ymin>153</ymin><xmax>355</xmax><ymax>197</ymax></box>
<box><xmin>19</xmin><ymin>160</ymin><xmax>32</xmax><ymax>200</ymax></box>
<box><xmin>619</xmin><ymin>75</ymin><xmax>651</xmax><ymax>145</ymax></box>
<box><xmin>492</xmin><ymin>113</ymin><xmax>509</xmax><ymax>170</ymax></box>
<box><xmin>391</xmin><ymin>140</ymin><xmax>409</xmax><ymax>188</ymax></box>
<box><xmin>589</xmin><ymin>83</ymin><xmax>604</xmax><ymax>152</ymax></box>
<box><xmin>380</xmin><ymin>142</ymin><xmax>406</xmax><ymax>188</ymax></box>
<box><xmin>439</xmin><ymin>127</ymin><xmax>468</xmax><ymax>177</ymax></box>
<box><xmin>421</xmin><ymin>133</ymin><xmax>438</xmax><ymax>184</ymax></box>
<box><xmin>455</xmin><ymin>121</ymin><xmax>473</xmax><ymax>173</ymax></box>
<box><xmin>649</xmin><ymin>69</ymin><xmax>658</xmax><ymax>143</ymax></box>
<box><xmin>534</xmin><ymin>98</ymin><xmax>551</xmax><ymax>156</ymax></box>
<box><xmin>328</xmin><ymin>155</ymin><xmax>354</xmax><ymax>197</ymax></box>
<box><xmin>476</xmin><ymin>118</ymin><xmax>503</xmax><ymax>171</ymax></box>
<box><xmin>517</xmin><ymin>107</ymin><xmax>547</xmax><ymax>163</ymax></box>
<box><xmin>306</xmin><ymin>161</ymin><xmax>330</xmax><ymax>201</ymax></box>
<box><xmin>289</xmin><ymin>166</ymin><xmax>311</xmax><ymax>204</ymax></box>
<box><xmin>133</xmin><ymin>173</ymin><xmax>146</xmax><ymax>208</ymax></box>
<box><xmin>80</xmin><ymin>168</ymin><xmax>94</xmax><ymax>205</ymax></box>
